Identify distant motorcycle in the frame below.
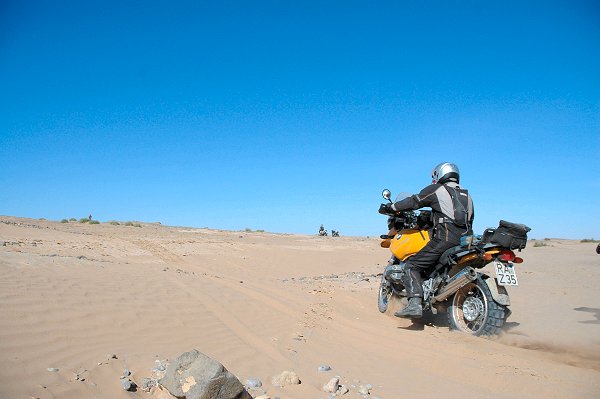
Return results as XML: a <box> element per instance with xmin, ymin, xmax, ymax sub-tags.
<box><xmin>377</xmin><ymin>189</ymin><xmax>530</xmax><ymax>336</ymax></box>
<box><xmin>332</xmin><ymin>230</ymin><xmax>340</xmax><ymax>237</ymax></box>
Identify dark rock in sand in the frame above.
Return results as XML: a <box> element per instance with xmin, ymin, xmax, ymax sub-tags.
<box><xmin>120</xmin><ymin>378</ymin><xmax>136</xmax><ymax>391</ymax></box>
<box><xmin>244</xmin><ymin>378</ymin><xmax>262</xmax><ymax>389</ymax></box>
<box><xmin>140</xmin><ymin>377</ymin><xmax>158</xmax><ymax>392</ymax></box>
<box><xmin>159</xmin><ymin>349</ymin><xmax>250</xmax><ymax>399</ymax></box>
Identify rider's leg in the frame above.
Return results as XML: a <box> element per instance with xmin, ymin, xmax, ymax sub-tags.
<box><xmin>394</xmin><ymin>237</ymin><xmax>455</xmax><ymax>318</ymax></box>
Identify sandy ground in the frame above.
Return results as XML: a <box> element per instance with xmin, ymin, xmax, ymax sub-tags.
<box><xmin>0</xmin><ymin>216</ymin><xmax>599</xmax><ymax>399</ymax></box>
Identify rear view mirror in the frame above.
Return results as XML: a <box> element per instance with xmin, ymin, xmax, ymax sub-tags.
<box><xmin>382</xmin><ymin>189</ymin><xmax>392</xmax><ymax>202</ymax></box>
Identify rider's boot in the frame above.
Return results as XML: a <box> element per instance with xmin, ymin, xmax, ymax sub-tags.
<box><xmin>395</xmin><ymin>267</ymin><xmax>423</xmax><ymax>318</ymax></box>
<box><xmin>394</xmin><ymin>297</ymin><xmax>423</xmax><ymax>318</ymax></box>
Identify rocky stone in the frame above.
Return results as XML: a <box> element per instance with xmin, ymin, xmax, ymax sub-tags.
<box><xmin>323</xmin><ymin>377</ymin><xmax>340</xmax><ymax>393</ymax></box>
<box><xmin>318</xmin><ymin>365</ymin><xmax>332</xmax><ymax>372</ymax></box>
<box><xmin>120</xmin><ymin>378</ymin><xmax>135</xmax><ymax>391</ymax></box>
<box><xmin>357</xmin><ymin>384</ymin><xmax>371</xmax><ymax>395</ymax></box>
<box><xmin>46</xmin><ymin>368</ymin><xmax>59</xmax><ymax>372</ymax></box>
<box><xmin>337</xmin><ymin>384</ymin><xmax>349</xmax><ymax>395</ymax></box>
<box><xmin>140</xmin><ymin>377</ymin><xmax>158</xmax><ymax>392</ymax></box>
<box><xmin>270</xmin><ymin>370</ymin><xmax>300</xmax><ymax>387</ymax></box>
<box><xmin>122</xmin><ymin>368</ymin><xmax>131</xmax><ymax>377</ymax></box>
<box><xmin>153</xmin><ymin>360</ymin><xmax>168</xmax><ymax>373</ymax></box>
<box><xmin>158</xmin><ymin>349</ymin><xmax>250</xmax><ymax>399</ymax></box>
<box><xmin>244</xmin><ymin>378</ymin><xmax>262</xmax><ymax>389</ymax></box>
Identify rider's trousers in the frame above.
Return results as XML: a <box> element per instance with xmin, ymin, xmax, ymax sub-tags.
<box><xmin>403</xmin><ymin>225</ymin><xmax>461</xmax><ymax>298</ymax></box>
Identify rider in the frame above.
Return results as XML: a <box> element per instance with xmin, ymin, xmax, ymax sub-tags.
<box><xmin>379</xmin><ymin>162</ymin><xmax>474</xmax><ymax>318</ymax></box>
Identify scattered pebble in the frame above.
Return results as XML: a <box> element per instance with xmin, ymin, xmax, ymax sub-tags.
<box><xmin>120</xmin><ymin>378</ymin><xmax>136</xmax><ymax>391</ymax></box>
<box><xmin>140</xmin><ymin>377</ymin><xmax>157</xmax><ymax>392</ymax></box>
<box><xmin>107</xmin><ymin>354</ymin><xmax>118</xmax><ymax>360</ymax></box>
<box><xmin>271</xmin><ymin>370</ymin><xmax>300</xmax><ymax>387</ymax></box>
<box><xmin>244</xmin><ymin>378</ymin><xmax>262</xmax><ymax>388</ymax></box>
<box><xmin>47</xmin><ymin>368</ymin><xmax>59</xmax><ymax>372</ymax></box>
<box><xmin>318</xmin><ymin>365</ymin><xmax>332</xmax><ymax>372</ymax></box>
<box><xmin>73</xmin><ymin>372</ymin><xmax>85</xmax><ymax>382</ymax></box>
<box><xmin>152</xmin><ymin>360</ymin><xmax>167</xmax><ymax>373</ymax></box>
<box><xmin>122</xmin><ymin>368</ymin><xmax>131</xmax><ymax>377</ymax></box>
<box><xmin>358</xmin><ymin>384</ymin><xmax>371</xmax><ymax>395</ymax></box>
<box><xmin>323</xmin><ymin>377</ymin><xmax>340</xmax><ymax>393</ymax></box>
<box><xmin>338</xmin><ymin>384</ymin><xmax>349</xmax><ymax>395</ymax></box>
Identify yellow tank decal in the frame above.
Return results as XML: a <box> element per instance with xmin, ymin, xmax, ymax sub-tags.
<box><xmin>390</xmin><ymin>229</ymin><xmax>430</xmax><ymax>261</ymax></box>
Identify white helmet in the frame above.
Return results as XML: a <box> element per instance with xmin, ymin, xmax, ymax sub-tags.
<box><xmin>431</xmin><ymin>162</ymin><xmax>460</xmax><ymax>184</ymax></box>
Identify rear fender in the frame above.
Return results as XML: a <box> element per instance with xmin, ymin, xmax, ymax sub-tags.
<box><xmin>482</xmin><ymin>275</ymin><xmax>511</xmax><ymax>306</ymax></box>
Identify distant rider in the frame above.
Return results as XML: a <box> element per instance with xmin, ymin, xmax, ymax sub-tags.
<box><xmin>379</xmin><ymin>162</ymin><xmax>474</xmax><ymax>318</ymax></box>
<box><xmin>319</xmin><ymin>224</ymin><xmax>327</xmax><ymax>236</ymax></box>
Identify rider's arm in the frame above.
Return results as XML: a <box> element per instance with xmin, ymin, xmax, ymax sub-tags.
<box><xmin>390</xmin><ymin>184</ymin><xmax>438</xmax><ymax>212</ymax></box>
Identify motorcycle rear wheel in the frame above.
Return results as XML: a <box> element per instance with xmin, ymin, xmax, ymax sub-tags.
<box><xmin>378</xmin><ymin>275</ymin><xmax>392</xmax><ymax>313</ymax></box>
<box><xmin>447</xmin><ymin>277</ymin><xmax>507</xmax><ymax>336</ymax></box>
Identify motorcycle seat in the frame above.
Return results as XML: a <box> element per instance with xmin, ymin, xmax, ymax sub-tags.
<box><xmin>438</xmin><ymin>245</ymin><xmax>468</xmax><ymax>266</ymax></box>
<box><xmin>437</xmin><ymin>242</ymin><xmax>501</xmax><ymax>269</ymax></box>
<box><xmin>434</xmin><ymin>242</ymin><xmax>502</xmax><ymax>272</ymax></box>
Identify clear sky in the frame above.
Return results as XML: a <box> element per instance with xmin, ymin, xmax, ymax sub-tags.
<box><xmin>1</xmin><ymin>1</ymin><xmax>599</xmax><ymax>239</ymax></box>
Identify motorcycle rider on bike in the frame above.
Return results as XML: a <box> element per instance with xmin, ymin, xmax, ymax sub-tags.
<box><xmin>379</xmin><ymin>162</ymin><xmax>474</xmax><ymax>318</ymax></box>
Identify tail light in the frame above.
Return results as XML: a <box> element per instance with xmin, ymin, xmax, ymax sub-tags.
<box><xmin>513</xmin><ymin>257</ymin><xmax>523</xmax><ymax>264</ymax></box>
<box><xmin>498</xmin><ymin>250</ymin><xmax>516</xmax><ymax>262</ymax></box>
<box><xmin>482</xmin><ymin>249</ymin><xmax>501</xmax><ymax>262</ymax></box>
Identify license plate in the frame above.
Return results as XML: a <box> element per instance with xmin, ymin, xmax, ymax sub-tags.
<box><xmin>494</xmin><ymin>261</ymin><xmax>519</xmax><ymax>286</ymax></box>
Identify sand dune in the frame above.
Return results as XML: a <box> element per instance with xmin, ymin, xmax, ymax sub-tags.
<box><xmin>1</xmin><ymin>216</ymin><xmax>599</xmax><ymax>398</ymax></box>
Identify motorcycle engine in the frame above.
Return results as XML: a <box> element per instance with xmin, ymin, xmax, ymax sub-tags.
<box><xmin>384</xmin><ymin>262</ymin><xmax>406</xmax><ymax>282</ymax></box>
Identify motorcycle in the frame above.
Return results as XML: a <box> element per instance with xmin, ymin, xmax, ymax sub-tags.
<box><xmin>318</xmin><ymin>225</ymin><xmax>328</xmax><ymax>236</ymax></box>
<box><xmin>377</xmin><ymin>189</ymin><xmax>531</xmax><ymax>336</ymax></box>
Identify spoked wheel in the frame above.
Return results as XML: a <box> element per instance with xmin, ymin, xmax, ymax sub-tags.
<box><xmin>448</xmin><ymin>277</ymin><xmax>507</xmax><ymax>336</ymax></box>
<box><xmin>378</xmin><ymin>275</ymin><xmax>393</xmax><ymax>313</ymax></box>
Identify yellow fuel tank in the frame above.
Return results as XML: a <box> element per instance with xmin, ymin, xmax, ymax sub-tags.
<box><xmin>390</xmin><ymin>229</ymin><xmax>430</xmax><ymax>261</ymax></box>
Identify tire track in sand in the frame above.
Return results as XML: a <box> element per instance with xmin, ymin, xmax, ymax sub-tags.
<box><xmin>162</xmin><ymin>270</ymin><xmax>290</xmax><ymax>363</ymax></box>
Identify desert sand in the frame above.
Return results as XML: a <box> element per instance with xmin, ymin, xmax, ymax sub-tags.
<box><xmin>0</xmin><ymin>216</ymin><xmax>599</xmax><ymax>399</ymax></box>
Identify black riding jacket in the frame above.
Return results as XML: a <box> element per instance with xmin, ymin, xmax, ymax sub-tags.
<box><xmin>391</xmin><ymin>182</ymin><xmax>474</xmax><ymax>242</ymax></box>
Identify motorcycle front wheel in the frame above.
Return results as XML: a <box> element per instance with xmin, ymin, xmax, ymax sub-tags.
<box><xmin>447</xmin><ymin>277</ymin><xmax>507</xmax><ymax>336</ymax></box>
<box><xmin>378</xmin><ymin>275</ymin><xmax>392</xmax><ymax>313</ymax></box>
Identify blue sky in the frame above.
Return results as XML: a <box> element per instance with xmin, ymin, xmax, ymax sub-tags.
<box><xmin>1</xmin><ymin>1</ymin><xmax>599</xmax><ymax>238</ymax></box>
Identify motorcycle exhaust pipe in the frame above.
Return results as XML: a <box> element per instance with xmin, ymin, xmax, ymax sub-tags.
<box><xmin>433</xmin><ymin>267</ymin><xmax>477</xmax><ymax>303</ymax></box>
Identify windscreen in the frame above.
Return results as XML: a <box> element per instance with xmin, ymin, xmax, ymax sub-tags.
<box><xmin>394</xmin><ymin>192</ymin><xmax>413</xmax><ymax>202</ymax></box>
